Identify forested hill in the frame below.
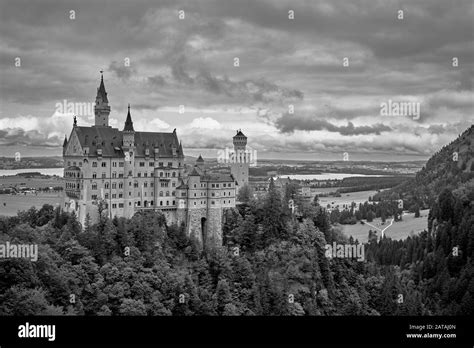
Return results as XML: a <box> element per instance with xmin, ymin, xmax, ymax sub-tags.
<box><xmin>374</xmin><ymin>125</ymin><xmax>474</xmax><ymax>209</ymax></box>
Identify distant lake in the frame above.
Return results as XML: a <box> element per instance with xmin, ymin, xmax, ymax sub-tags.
<box><xmin>276</xmin><ymin>173</ymin><xmax>387</xmax><ymax>180</ymax></box>
<box><xmin>0</xmin><ymin>168</ymin><xmax>63</xmax><ymax>177</ymax></box>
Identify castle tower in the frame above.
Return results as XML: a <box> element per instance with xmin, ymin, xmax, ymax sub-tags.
<box><xmin>196</xmin><ymin>154</ymin><xmax>205</xmax><ymax>171</ymax></box>
<box><xmin>230</xmin><ymin>130</ymin><xmax>249</xmax><ymax>192</ymax></box>
<box><xmin>122</xmin><ymin>104</ymin><xmax>136</xmax><ymax>218</ymax></box>
<box><xmin>94</xmin><ymin>72</ymin><xmax>111</xmax><ymax>127</ymax></box>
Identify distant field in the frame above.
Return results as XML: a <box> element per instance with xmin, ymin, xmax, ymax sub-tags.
<box><xmin>318</xmin><ymin>190</ymin><xmax>379</xmax><ymax>208</ymax></box>
<box><xmin>0</xmin><ymin>193</ymin><xmax>62</xmax><ymax>216</ymax></box>
<box><xmin>0</xmin><ymin>175</ymin><xmax>62</xmax><ymax>189</ymax></box>
<box><xmin>339</xmin><ymin>209</ymin><xmax>429</xmax><ymax>243</ymax></box>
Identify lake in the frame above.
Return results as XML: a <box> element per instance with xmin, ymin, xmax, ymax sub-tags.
<box><xmin>0</xmin><ymin>168</ymin><xmax>64</xmax><ymax>177</ymax></box>
<box><xmin>275</xmin><ymin>173</ymin><xmax>386</xmax><ymax>180</ymax></box>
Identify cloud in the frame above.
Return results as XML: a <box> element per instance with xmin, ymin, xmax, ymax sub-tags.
<box><xmin>275</xmin><ymin>113</ymin><xmax>392</xmax><ymax>135</ymax></box>
<box><xmin>109</xmin><ymin>60</ymin><xmax>135</xmax><ymax>80</ymax></box>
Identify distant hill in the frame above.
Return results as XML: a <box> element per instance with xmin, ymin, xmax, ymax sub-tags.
<box><xmin>374</xmin><ymin>125</ymin><xmax>474</xmax><ymax>210</ymax></box>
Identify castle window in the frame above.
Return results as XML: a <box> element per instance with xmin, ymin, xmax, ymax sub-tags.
<box><xmin>139</xmin><ymin>162</ymin><xmax>145</xmax><ymax>167</ymax></box>
<box><xmin>112</xmin><ymin>172</ymin><xmax>117</xmax><ymax>178</ymax></box>
<box><xmin>216</xmin><ymin>184</ymin><xmax>219</xmax><ymax>188</ymax></box>
<box><xmin>168</xmin><ymin>162</ymin><xmax>172</xmax><ymax>167</ymax></box>
<box><xmin>166</xmin><ymin>201</ymin><xmax>169</xmax><ymax>206</ymax></box>
<box><xmin>93</xmin><ymin>172</ymin><xmax>97</xmax><ymax>179</ymax></box>
<box><xmin>172</xmin><ymin>182</ymin><xmax>175</xmax><ymax>187</ymax></box>
<box><xmin>150</xmin><ymin>182</ymin><xmax>154</xmax><ymax>187</ymax></box>
<box><xmin>119</xmin><ymin>173</ymin><xmax>123</xmax><ymax>178</ymax></box>
<box><xmin>119</xmin><ymin>183</ymin><xmax>123</xmax><ymax>189</ymax></box>
<box><xmin>119</xmin><ymin>203</ymin><xmax>124</xmax><ymax>208</ymax></box>
<box><xmin>119</xmin><ymin>193</ymin><xmax>123</xmax><ymax>198</ymax></box>
<box><xmin>119</xmin><ymin>162</ymin><xmax>124</xmax><ymax>167</ymax></box>
<box><xmin>223</xmin><ymin>192</ymin><xmax>226</xmax><ymax>196</ymax></box>
<box><xmin>144</xmin><ymin>172</ymin><xmax>148</xmax><ymax>177</ymax></box>
<box><xmin>137</xmin><ymin>201</ymin><xmax>141</xmax><ymax>206</ymax></box>
<box><xmin>194</xmin><ymin>193</ymin><xmax>196</xmax><ymax>197</ymax></box>
<box><xmin>181</xmin><ymin>192</ymin><xmax>186</xmax><ymax>197</ymax></box>
<box><xmin>159</xmin><ymin>191</ymin><xmax>163</xmax><ymax>196</ymax></box>
<box><xmin>112</xmin><ymin>194</ymin><xmax>116</xmax><ymax>199</ymax></box>
<box><xmin>194</xmin><ymin>184</ymin><xmax>196</xmax><ymax>188</ymax></box>
<box><xmin>223</xmin><ymin>183</ymin><xmax>226</xmax><ymax>187</ymax></box>
<box><xmin>134</xmin><ymin>182</ymin><xmax>138</xmax><ymax>188</ymax></box>
<box><xmin>129</xmin><ymin>182</ymin><xmax>132</xmax><ymax>186</ymax></box>
<box><xmin>138</xmin><ymin>172</ymin><xmax>141</xmax><ymax>177</ymax></box>
<box><xmin>112</xmin><ymin>203</ymin><xmax>117</xmax><ymax>208</ymax></box>
<box><xmin>159</xmin><ymin>162</ymin><xmax>163</xmax><ymax>167</ymax></box>
<box><xmin>101</xmin><ymin>162</ymin><xmax>106</xmax><ymax>167</ymax></box>
<box><xmin>92</xmin><ymin>162</ymin><xmax>97</xmax><ymax>167</ymax></box>
<box><xmin>73</xmin><ymin>162</ymin><xmax>76</xmax><ymax>166</ymax></box>
<box><xmin>129</xmin><ymin>202</ymin><xmax>131</xmax><ymax>206</ymax></box>
<box><xmin>212</xmin><ymin>193</ymin><xmax>215</xmax><ymax>197</ymax></box>
<box><xmin>172</xmin><ymin>200</ymin><xmax>175</xmax><ymax>205</ymax></box>
<box><xmin>212</xmin><ymin>184</ymin><xmax>215</xmax><ymax>188</ymax></box>
<box><xmin>193</xmin><ymin>202</ymin><xmax>196</xmax><ymax>206</ymax></box>
<box><xmin>113</xmin><ymin>162</ymin><xmax>117</xmax><ymax>167</ymax></box>
<box><xmin>144</xmin><ymin>182</ymin><xmax>148</xmax><ymax>188</ymax></box>
<box><xmin>92</xmin><ymin>183</ymin><xmax>97</xmax><ymax>190</ymax></box>
<box><xmin>172</xmin><ymin>172</ymin><xmax>176</xmax><ymax>177</ymax></box>
<box><xmin>102</xmin><ymin>173</ymin><xmax>106</xmax><ymax>179</ymax></box>
<box><xmin>105</xmin><ymin>193</ymin><xmax>109</xmax><ymax>199</ymax></box>
<box><xmin>160</xmin><ymin>172</ymin><xmax>163</xmax><ymax>177</ymax></box>
<box><xmin>92</xmin><ymin>194</ymin><xmax>97</xmax><ymax>200</ymax></box>
<box><xmin>129</xmin><ymin>192</ymin><xmax>131</xmax><ymax>196</ymax></box>
<box><xmin>105</xmin><ymin>182</ymin><xmax>109</xmax><ymax>189</ymax></box>
<box><xmin>79</xmin><ymin>162</ymin><xmax>82</xmax><ymax>167</ymax></box>
<box><xmin>160</xmin><ymin>201</ymin><xmax>163</xmax><ymax>206</ymax></box>
<box><xmin>149</xmin><ymin>162</ymin><xmax>154</xmax><ymax>166</ymax></box>
<box><xmin>172</xmin><ymin>191</ymin><xmax>175</xmax><ymax>196</ymax></box>
<box><xmin>67</xmin><ymin>161</ymin><xmax>71</xmax><ymax>167</ymax></box>
<box><xmin>166</xmin><ymin>191</ymin><xmax>169</xmax><ymax>196</ymax></box>
<box><xmin>129</xmin><ymin>171</ymin><xmax>132</xmax><ymax>176</ymax></box>
<box><xmin>211</xmin><ymin>201</ymin><xmax>215</xmax><ymax>205</ymax></box>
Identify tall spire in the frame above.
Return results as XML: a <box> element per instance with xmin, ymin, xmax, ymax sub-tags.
<box><xmin>63</xmin><ymin>135</ymin><xmax>68</xmax><ymax>147</ymax></box>
<box><xmin>97</xmin><ymin>71</ymin><xmax>108</xmax><ymax>103</ymax></box>
<box><xmin>123</xmin><ymin>104</ymin><xmax>134</xmax><ymax>132</ymax></box>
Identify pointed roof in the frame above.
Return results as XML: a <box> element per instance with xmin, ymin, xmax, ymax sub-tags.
<box><xmin>189</xmin><ymin>166</ymin><xmax>201</xmax><ymax>176</ymax></box>
<box><xmin>63</xmin><ymin>135</ymin><xmax>68</xmax><ymax>147</ymax></box>
<box><xmin>96</xmin><ymin>73</ymin><xmax>109</xmax><ymax>103</ymax></box>
<box><xmin>123</xmin><ymin>104</ymin><xmax>134</xmax><ymax>132</ymax></box>
<box><xmin>196</xmin><ymin>154</ymin><xmax>204</xmax><ymax>163</ymax></box>
<box><xmin>234</xmin><ymin>129</ymin><xmax>246</xmax><ymax>137</ymax></box>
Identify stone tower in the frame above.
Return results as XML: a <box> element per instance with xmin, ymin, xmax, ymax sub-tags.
<box><xmin>122</xmin><ymin>105</ymin><xmax>136</xmax><ymax>218</ymax></box>
<box><xmin>230</xmin><ymin>130</ymin><xmax>249</xmax><ymax>193</ymax></box>
<box><xmin>94</xmin><ymin>73</ymin><xmax>110</xmax><ymax>127</ymax></box>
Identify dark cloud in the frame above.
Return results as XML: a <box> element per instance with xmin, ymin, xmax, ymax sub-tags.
<box><xmin>276</xmin><ymin>113</ymin><xmax>392</xmax><ymax>135</ymax></box>
<box><xmin>0</xmin><ymin>128</ymin><xmax>62</xmax><ymax>147</ymax></box>
<box><xmin>164</xmin><ymin>56</ymin><xmax>304</xmax><ymax>103</ymax></box>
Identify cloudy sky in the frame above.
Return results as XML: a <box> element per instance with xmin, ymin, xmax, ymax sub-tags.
<box><xmin>0</xmin><ymin>0</ymin><xmax>473</xmax><ymax>161</ymax></box>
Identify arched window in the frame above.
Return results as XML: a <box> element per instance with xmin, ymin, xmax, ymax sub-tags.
<box><xmin>92</xmin><ymin>183</ymin><xmax>97</xmax><ymax>190</ymax></box>
<box><xmin>166</xmin><ymin>191</ymin><xmax>169</xmax><ymax>196</ymax></box>
<box><xmin>105</xmin><ymin>182</ymin><xmax>109</xmax><ymax>189</ymax></box>
<box><xmin>159</xmin><ymin>191</ymin><xmax>163</xmax><ymax>196</ymax></box>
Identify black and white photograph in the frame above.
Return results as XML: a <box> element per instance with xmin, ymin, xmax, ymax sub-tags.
<box><xmin>0</xmin><ymin>0</ymin><xmax>473</xmax><ymax>346</ymax></box>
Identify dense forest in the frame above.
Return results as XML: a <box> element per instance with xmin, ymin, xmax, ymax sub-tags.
<box><xmin>0</xmin><ymin>127</ymin><xmax>472</xmax><ymax>316</ymax></box>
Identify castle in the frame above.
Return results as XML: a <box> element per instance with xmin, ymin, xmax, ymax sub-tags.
<box><xmin>62</xmin><ymin>74</ymin><xmax>249</xmax><ymax>249</ymax></box>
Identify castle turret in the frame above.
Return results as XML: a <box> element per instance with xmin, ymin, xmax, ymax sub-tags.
<box><xmin>230</xmin><ymin>129</ymin><xmax>249</xmax><ymax>192</ymax></box>
<box><xmin>62</xmin><ymin>135</ymin><xmax>68</xmax><ymax>155</ymax></box>
<box><xmin>196</xmin><ymin>154</ymin><xmax>205</xmax><ymax>171</ymax></box>
<box><xmin>122</xmin><ymin>104</ymin><xmax>136</xmax><ymax>218</ymax></box>
<box><xmin>94</xmin><ymin>72</ymin><xmax>111</xmax><ymax>127</ymax></box>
